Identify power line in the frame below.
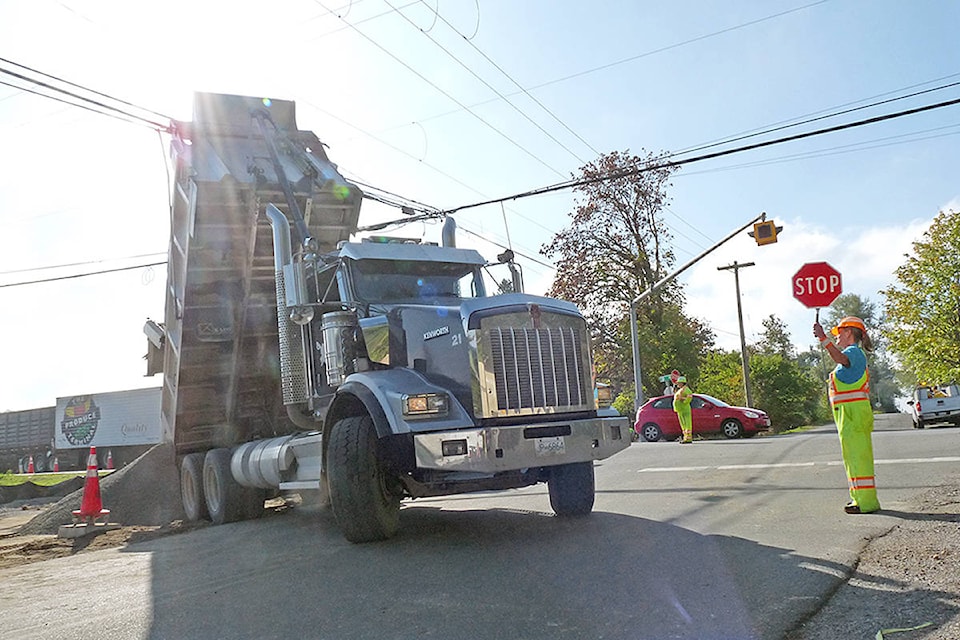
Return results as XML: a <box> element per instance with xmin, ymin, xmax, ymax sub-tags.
<box><xmin>0</xmin><ymin>253</ymin><xmax>166</xmax><ymax>276</ymax></box>
<box><xmin>310</xmin><ymin>0</ymin><xmax>570</xmax><ymax>179</ymax></box>
<box><xmin>394</xmin><ymin>0</ymin><xmax>833</xmax><ymax>134</ymax></box>
<box><xmin>0</xmin><ymin>61</ymin><xmax>170</xmax><ymax>131</ymax></box>
<box><xmin>673</xmin><ymin>79</ymin><xmax>960</xmax><ymax>159</ymax></box>
<box><xmin>442</xmin><ymin>95</ymin><xmax>960</xmax><ymax>215</ymax></box>
<box><xmin>383</xmin><ymin>0</ymin><xmax>590</xmax><ymax>165</ymax></box>
<box><xmin>0</xmin><ymin>56</ymin><xmax>173</xmax><ymax>124</ymax></box>
<box><xmin>0</xmin><ymin>261</ymin><xmax>165</xmax><ymax>288</ymax></box>
<box><xmin>0</xmin><ymin>78</ymin><xmax>159</xmax><ymax>131</ymax></box>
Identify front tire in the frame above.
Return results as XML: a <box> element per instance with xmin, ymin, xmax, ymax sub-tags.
<box><xmin>640</xmin><ymin>422</ymin><xmax>663</xmax><ymax>442</ymax></box>
<box><xmin>721</xmin><ymin>418</ymin><xmax>744</xmax><ymax>439</ymax></box>
<box><xmin>548</xmin><ymin>461</ymin><xmax>595</xmax><ymax>517</ymax></box>
<box><xmin>181</xmin><ymin>452</ymin><xmax>208</xmax><ymax>522</ymax></box>
<box><xmin>327</xmin><ymin>415</ymin><xmax>401</xmax><ymax>543</ymax></box>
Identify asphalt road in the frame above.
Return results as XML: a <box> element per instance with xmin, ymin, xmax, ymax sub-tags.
<box><xmin>1</xmin><ymin>413</ymin><xmax>957</xmax><ymax>640</ymax></box>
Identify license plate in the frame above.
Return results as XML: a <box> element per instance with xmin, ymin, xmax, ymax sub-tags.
<box><xmin>535</xmin><ymin>436</ymin><xmax>566</xmax><ymax>456</ymax></box>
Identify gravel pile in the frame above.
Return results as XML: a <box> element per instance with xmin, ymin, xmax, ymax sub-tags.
<box><xmin>17</xmin><ymin>443</ymin><xmax>184</xmax><ymax>535</ymax></box>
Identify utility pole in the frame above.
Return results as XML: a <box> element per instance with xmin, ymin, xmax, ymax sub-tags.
<box><xmin>718</xmin><ymin>260</ymin><xmax>755</xmax><ymax>408</ymax></box>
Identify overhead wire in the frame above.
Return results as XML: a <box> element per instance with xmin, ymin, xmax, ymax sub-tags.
<box><xmin>0</xmin><ymin>253</ymin><xmax>167</xmax><ymax>276</ymax></box>
<box><xmin>671</xmin><ymin>79</ymin><xmax>960</xmax><ymax>159</ymax></box>
<box><xmin>383</xmin><ymin>0</ymin><xmax>589</xmax><ymax>165</ymax></box>
<box><xmin>0</xmin><ymin>78</ymin><xmax>159</xmax><ymax>131</ymax></box>
<box><xmin>309</xmin><ymin>0</ymin><xmax>570</xmax><ymax>179</ymax></box>
<box><xmin>417</xmin><ymin>0</ymin><xmax>598</xmax><ymax>157</ymax></box>
<box><xmin>440</xmin><ymin>95</ymin><xmax>960</xmax><ymax>215</ymax></box>
<box><xmin>678</xmin><ymin>122</ymin><xmax>960</xmax><ymax>177</ymax></box>
<box><xmin>0</xmin><ymin>261</ymin><xmax>166</xmax><ymax>288</ymax></box>
<box><xmin>388</xmin><ymin>0</ymin><xmax>834</xmax><ymax>134</ymax></box>
<box><xmin>0</xmin><ymin>58</ymin><xmax>171</xmax><ymax>131</ymax></box>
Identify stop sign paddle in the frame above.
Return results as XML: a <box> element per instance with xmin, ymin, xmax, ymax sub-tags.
<box><xmin>793</xmin><ymin>262</ymin><xmax>842</xmax><ymax>321</ymax></box>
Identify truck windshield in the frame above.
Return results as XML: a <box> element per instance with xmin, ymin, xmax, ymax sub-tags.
<box><xmin>350</xmin><ymin>259</ymin><xmax>484</xmax><ymax>303</ymax></box>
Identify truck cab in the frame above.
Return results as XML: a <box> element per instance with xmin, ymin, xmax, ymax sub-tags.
<box><xmin>147</xmin><ymin>92</ymin><xmax>629</xmax><ymax>543</ymax></box>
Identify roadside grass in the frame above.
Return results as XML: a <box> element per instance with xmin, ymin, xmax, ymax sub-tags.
<box><xmin>0</xmin><ymin>470</ymin><xmax>109</xmax><ymax>487</ymax></box>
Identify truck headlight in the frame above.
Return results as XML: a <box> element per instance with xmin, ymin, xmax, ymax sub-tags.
<box><xmin>403</xmin><ymin>393</ymin><xmax>449</xmax><ymax>417</ymax></box>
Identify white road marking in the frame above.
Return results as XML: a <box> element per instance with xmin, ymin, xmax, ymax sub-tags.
<box><xmin>638</xmin><ymin>456</ymin><xmax>960</xmax><ymax>473</ymax></box>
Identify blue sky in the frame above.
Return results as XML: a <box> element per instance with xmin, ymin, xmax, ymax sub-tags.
<box><xmin>1</xmin><ymin>0</ymin><xmax>957</xmax><ymax>411</ymax></box>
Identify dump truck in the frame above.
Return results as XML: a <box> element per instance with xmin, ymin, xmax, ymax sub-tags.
<box><xmin>0</xmin><ymin>407</ymin><xmax>55</xmax><ymax>473</ymax></box>
<box><xmin>144</xmin><ymin>92</ymin><xmax>629</xmax><ymax>542</ymax></box>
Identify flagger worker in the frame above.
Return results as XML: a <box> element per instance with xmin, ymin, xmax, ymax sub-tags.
<box><xmin>673</xmin><ymin>376</ymin><xmax>694</xmax><ymax>444</ymax></box>
<box><xmin>814</xmin><ymin>316</ymin><xmax>880</xmax><ymax>514</ymax></box>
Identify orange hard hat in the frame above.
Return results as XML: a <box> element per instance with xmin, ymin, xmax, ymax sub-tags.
<box><xmin>831</xmin><ymin>316</ymin><xmax>866</xmax><ymax>336</ymax></box>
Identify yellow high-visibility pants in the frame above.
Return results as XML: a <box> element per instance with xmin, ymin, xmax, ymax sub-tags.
<box><xmin>834</xmin><ymin>400</ymin><xmax>880</xmax><ymax>512</ymax></box>
<box><xmin>677</xmin><ymin>408</ymin><xmax>692</xmax><ymax>441</ymax></box>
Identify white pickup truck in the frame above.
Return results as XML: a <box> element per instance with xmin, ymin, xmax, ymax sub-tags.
<box><xmin>909</xmin><ymin>384</ymin><xmax>960</xmax><ymax>429</ymax></box>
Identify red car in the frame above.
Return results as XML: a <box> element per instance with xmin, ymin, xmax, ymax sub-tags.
<box><xmin>634</xmin><ymin>393</ymin><xmax>771</xmax><ymax>442</ymax></box>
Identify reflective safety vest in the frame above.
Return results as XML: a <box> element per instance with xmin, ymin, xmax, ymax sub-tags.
<box><xmin>828</xmin><ymin>365</ymin><xmax>870</xmax><ymax>407</ymax></box>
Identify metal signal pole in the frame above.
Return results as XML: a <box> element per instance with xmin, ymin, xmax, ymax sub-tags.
<box><xmin>630</xmin><ymin>212</ymin><xmax>767</xmax><ymax>413</ymax></box>
<box><xmin>718</xmin><ymin>260</ymin><xmax>756</xmax><ymax>408</ymax></box>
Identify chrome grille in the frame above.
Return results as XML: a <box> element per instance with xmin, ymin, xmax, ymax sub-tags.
<box><xmin>488</xmin><ymin>326</ymin><xmax>586</xmax><ymax>412</ymax></box>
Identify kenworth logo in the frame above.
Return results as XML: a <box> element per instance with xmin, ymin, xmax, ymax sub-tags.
<box><xmin>423</xmin><ymin>326</ymin><xmax>450</xmax><ymax>341</ymax></box>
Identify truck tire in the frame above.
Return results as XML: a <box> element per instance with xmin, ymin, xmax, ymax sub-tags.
<box><xmin>327</xmin><ymin>415</ymin><xmax>401</xmax><ymax>543</ymax></box>
<box><xmin>203</xmin><ymin>448</ymin><xmax>248</xmax><ymax>525</ymax></box>
<box><xmin>548</xmin><ymin>461</ymin><xmax>595</xmax><ymax>517</ymax></box>
<box><xmin>180</xmin><ymin>453</ymin><xmax>209</xmax><ymax>522</ymax></box>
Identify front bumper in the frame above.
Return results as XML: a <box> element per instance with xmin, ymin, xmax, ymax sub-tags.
<box><xmin>413</xmin><ymin>415</ymin><xmax>630</xmax><ymax>473</ymax></box>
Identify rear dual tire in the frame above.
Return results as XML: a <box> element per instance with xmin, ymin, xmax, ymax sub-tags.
<box><xmin>180</xmin><ymin>449</ymin><xmax>265</xmax><ymax>525</ymax></box>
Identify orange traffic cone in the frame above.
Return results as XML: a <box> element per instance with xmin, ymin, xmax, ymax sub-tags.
<box><xmin>27</xmin><ymin>455</ymin><xmax>35</xmax><ymax>474</ymax></box>
<box><xmin>71</xmin><ymin>446</ymin><xmax>110</xmax><ymax>524</ymax></box>
<box><xmin>53</xmin><ymin>456</ymin><xmax>60</xmax><ymax>472</ymax></box>
<box><xmin>106</xmin><ymin>450</ymin><xmax>114</xmax><ymax>470</ymax></box>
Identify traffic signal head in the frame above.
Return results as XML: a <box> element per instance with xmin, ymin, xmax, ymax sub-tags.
<box><xmin>749</xmin><ymin>220</ymin><xmax>781</xmax><ymax>245</ymax></box>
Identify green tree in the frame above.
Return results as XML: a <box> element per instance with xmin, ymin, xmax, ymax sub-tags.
<box><xmin>753</xmin><ymin>315</ymin><xmax>826</xmax><ymax>429</ymax></box>
<box><xmin>698</xmin><ymin>317</ymin><xmax>825</xmax><ymax>430</ymax></box>
<box><xmin>542</xmin><ymin>149</ymin><xmax>714</xmax><ymax>401</ymax></box>
<box><xmin>757</xmin><ymin>314</ymin><xmax>794</xmax><ymax>358</ymax></box>
<box><xmin>882</xmin><ymin>209</ymin><xmax>960</xmax><ymax>384</ymax></box>
<box><xmin>697</xmin><ymin>349</ymin><xmax>745</xmax><ymax>405</ymax></box>
<box><xmin>750</xmin><ymin>352</ymin><xmax>824</xmax><ymax>431</ymax></box>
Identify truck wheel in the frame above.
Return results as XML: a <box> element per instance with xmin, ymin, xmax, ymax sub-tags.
<box><xmin>327</xmin><ymin>415</ymin><xmax>401</xmax><ymax>543</ymax></box>
<box><xmin>180</xmin><ymin>453</ymin><xmax>208</xmax><ymax>522</ymax></box>
<box><xmin>548</xmin><ymin>461</ymin><xmax>595</xmax><ymax>517</ymax></box>
<box><xmin>203</xmin><ymin>448</ymin><xmax>248</xmax><ymax>525</ymax></box>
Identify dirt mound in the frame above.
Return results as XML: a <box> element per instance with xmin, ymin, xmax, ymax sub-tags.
<box><xmin>17</xmin><ymin>443</ymin><xmax>184</xmax><ymax>535</ymax></box>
